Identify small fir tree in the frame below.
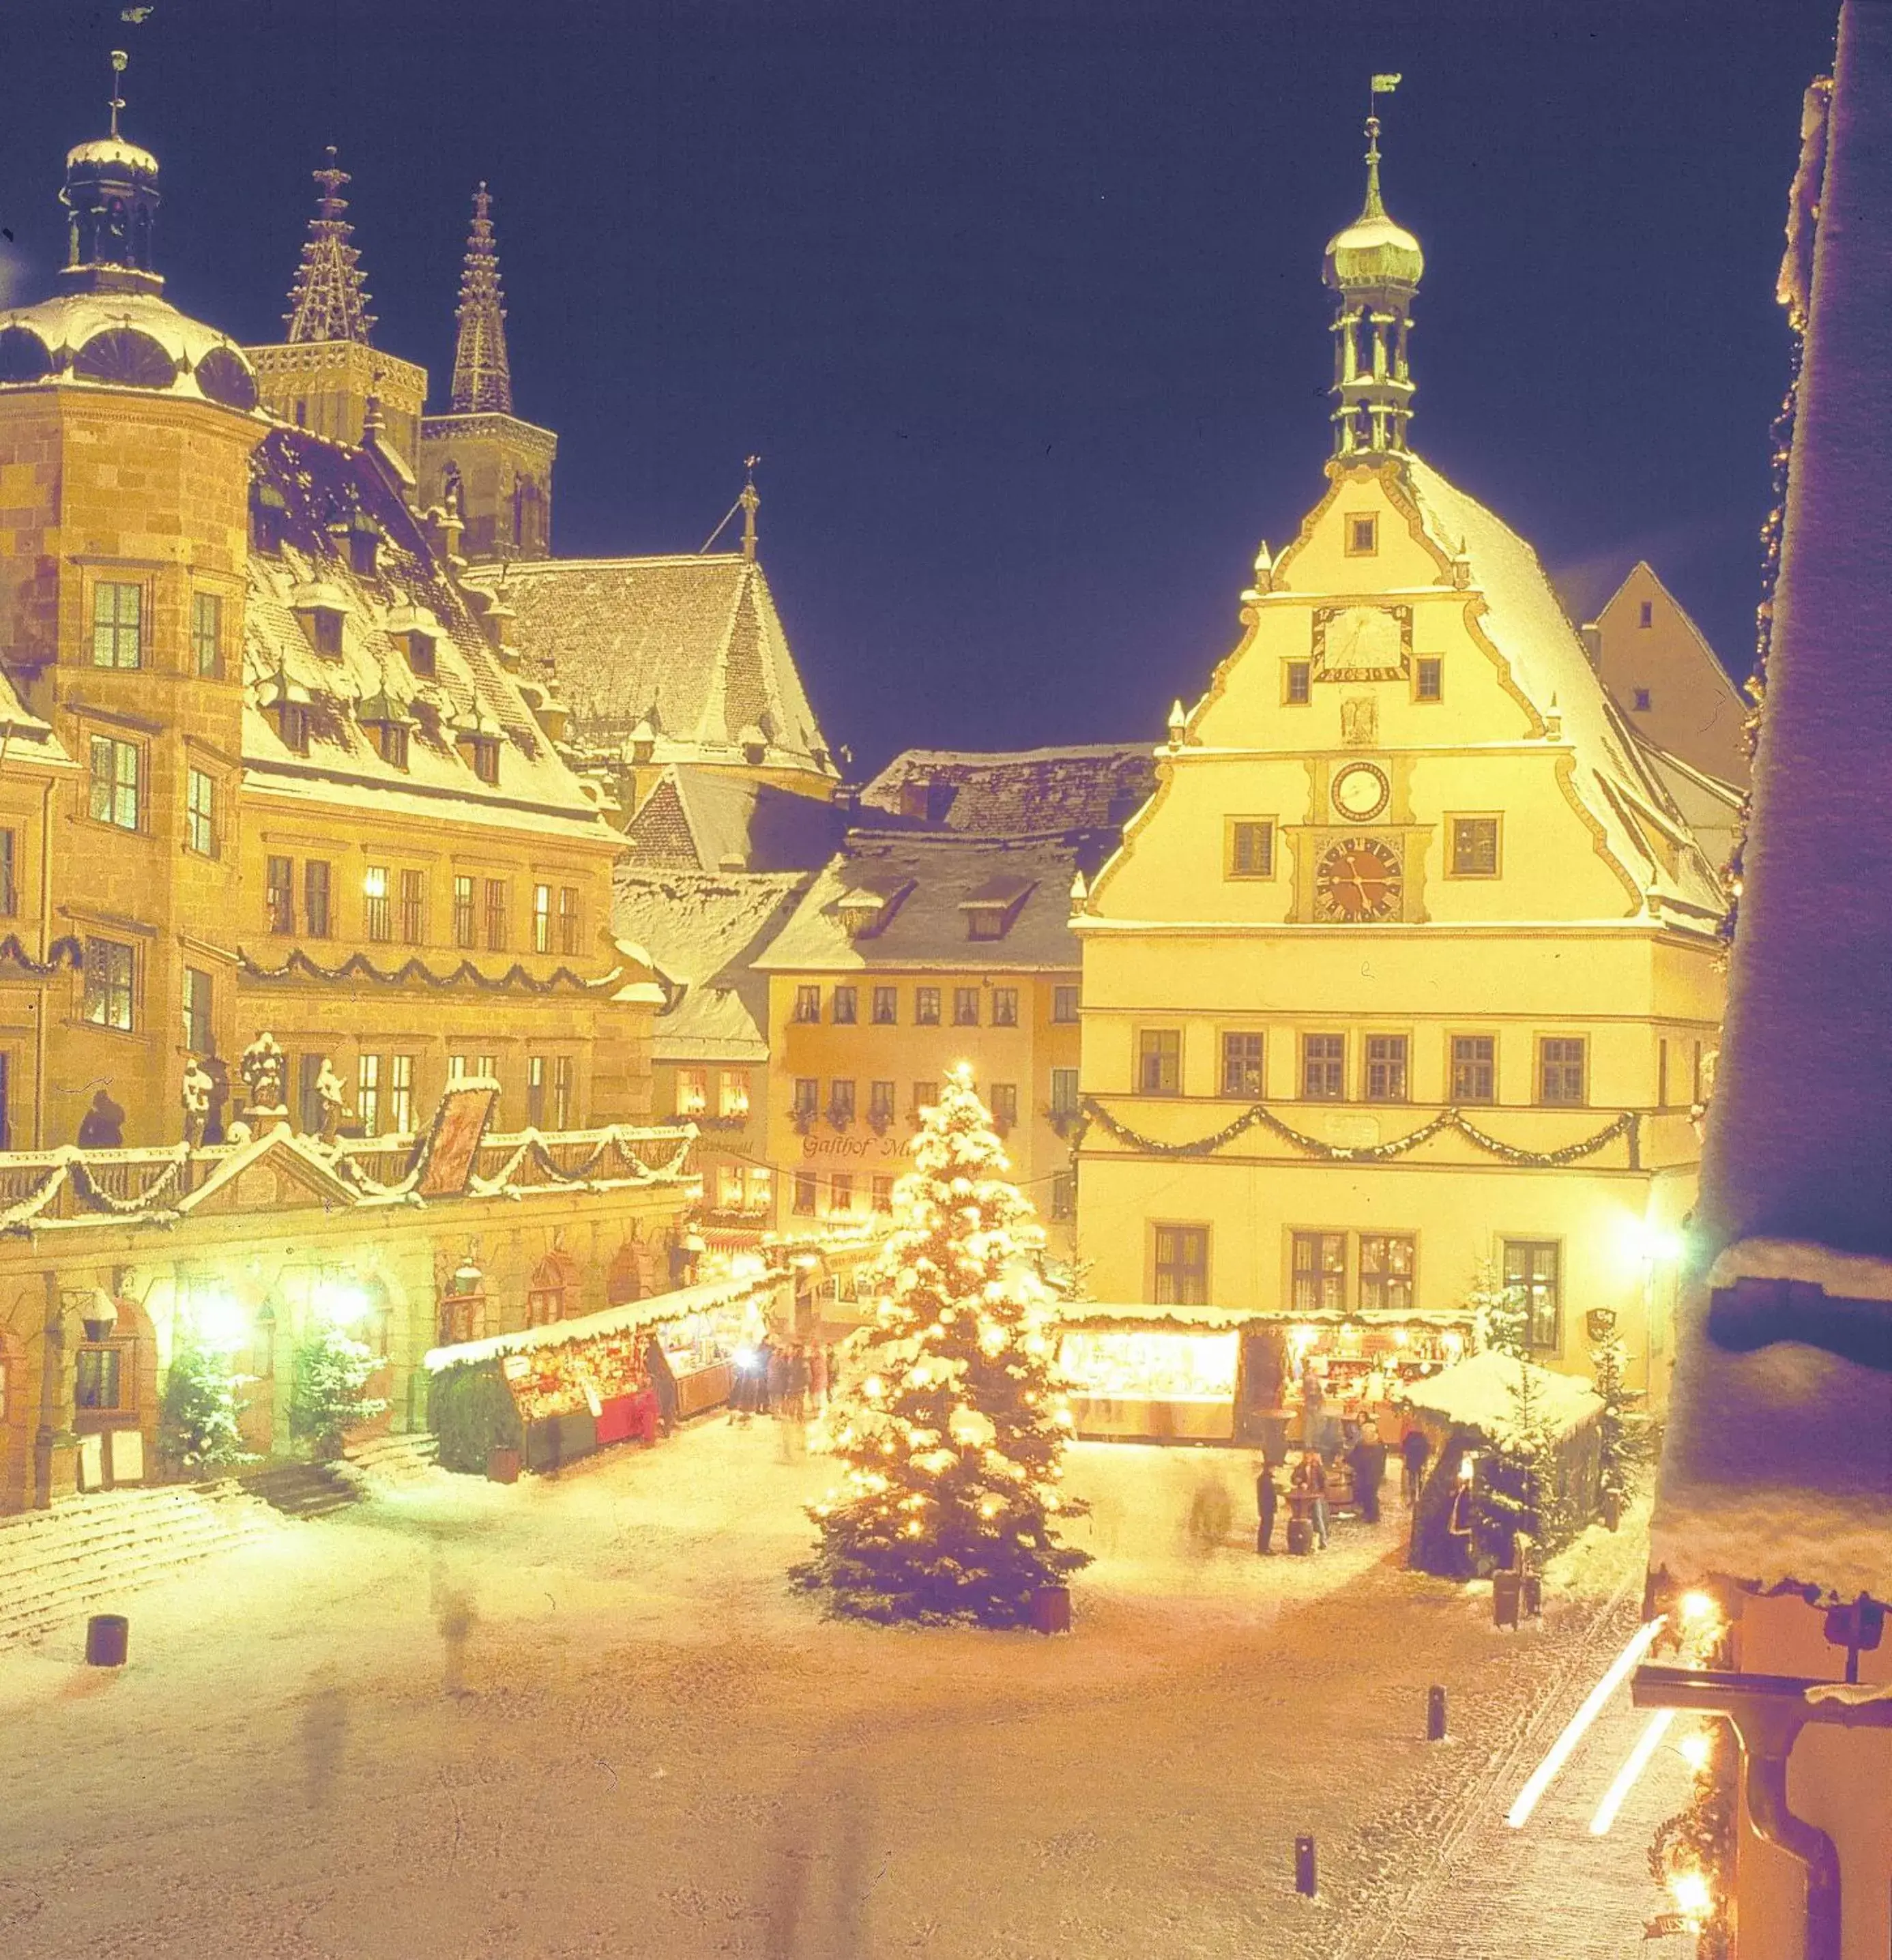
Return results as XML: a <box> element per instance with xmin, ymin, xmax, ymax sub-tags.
<box><xmin>1476</xmin><ymin>1361</ymin><xmax>1569</xmax><ymax>1566</ymax></box>
<box><xmin>289</xmin><ymin>1325</ymin><xmax>387</xmax><ymax>1461</ymax></box>
<box><xmin>158</xmin><ymin>1337</ymin><xmax>254</xmax><ymax>1474</ymax></box>
<box><xmin>1470</xmin><ymin>1255</ymin><xmax>1528</xmax><ymax>1358</ymax></box>
<box><xmin>795</xmin><ymin>1066</ymin><xmax>1090</xmax><ymax>1626</ymax></box>
<box><xmin>1590</xmin><ymin>1333</ymin><xmax>1646</xmax><ymax>1511</ymax></box>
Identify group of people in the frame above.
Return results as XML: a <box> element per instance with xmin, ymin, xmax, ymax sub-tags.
<box><xmin>1253</xmin><ymin>1418</ymin><xmax>1433</xmax><ymax>1554</ymax></box>
<box><xmin>727</xmin><ymin>1334</ymin><xmax>834</xmax><ymax>1427</ymax></box>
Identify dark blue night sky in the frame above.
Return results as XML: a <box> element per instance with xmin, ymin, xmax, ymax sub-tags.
<box><xmin>2</xmin><ymin>3</ymin><xmax>1835</xmax><ymax>773</ymax></box>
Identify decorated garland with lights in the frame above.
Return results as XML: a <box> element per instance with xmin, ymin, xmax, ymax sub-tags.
<box><xmin>239</xmin><ymin>947</ymin><xmax>622</xmax><ymax>995</ymax></box>
<box><xmin>0</xmin><ymin>933</ymin><xmax>83</xmax><ymax>975</ymax></box>
<box><xmin>1646</xmin><ymin>1592</ymin><xmax>1736</xmax><ymax>1953</ymax></box>
<box><xmin>794</xmin><ymin>1064</ymin><xmax>1090</xmax><ymax>1627</ymax></box>
<box><xmin>1081</xmin><ymin>1096</ymin><xmax>1638</xmax><ymax>1169</ymax></box>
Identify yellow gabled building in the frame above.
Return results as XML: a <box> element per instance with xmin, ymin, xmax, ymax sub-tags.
<box><xmin>1073</xmin><ymin>119</ymin><xmax>1727</xmax><ymax>1412</ymax></box>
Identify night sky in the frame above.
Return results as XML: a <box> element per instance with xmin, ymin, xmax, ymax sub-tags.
<box><xmin>2</xmin><ymin>3</ymin><xmax>1837</xmax><ymax>776</ymax></box>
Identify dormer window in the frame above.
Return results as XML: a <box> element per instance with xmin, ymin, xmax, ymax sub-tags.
<box><xmin>467</xmin><ymin>735</ymin><xmax>499</xmax><ymax>784</ymax></box>
<box><xmin>628</xmin><ymin>718</ymin><xmax>657</xmax><ymax>766</ymax></box>
<box><xmin>404</xmin><ymin>630</ymin><xmax>437</xmax><ymax>677</ymax></box>
<box><xmin>257</xmin><ymin>666</ymin><xmax>314</xmax><ymax>755</ymax></box>
<box><xmin>737</xmin><ymin>722</ymin><xmax>768</xmax><ymax>767</ymax></box>
<box><xmin>378</xmin><ymin>722</ymin><xmax>409</xmax><ymax>769</ymax></box>
<box><xmin>832</xmin><ymin>873</ymin><xmax>914</xmax><ymax>940</ymax></box>
<box><xmin>959</xmin><ymin>874</ymin><xmax>1035</xmax><ymax>942</ymax></box>
<box><xmin>293</xmin><ymin>585</ymin><xmax>350</xmax><ymax>658</ymax></box>
<box><xmin>280</xmin><ymin>703</ymin><xmax>311</xmax><ymax>755</ymax></box>
<box><xmin>346</xmin><ymin>521</ymin><xmax>382</xmax><ymax>579</ymax></box>
<box><xmin>358</xmin><ymin>689</ymin><xmax>414</xmax><ymax>773</ymax></box>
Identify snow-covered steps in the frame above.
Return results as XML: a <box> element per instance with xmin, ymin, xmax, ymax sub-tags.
<box><xmin>242</xmin><ymin>1461</ymin><xmax>362</xmax><ymax>1519</ymax></box>
<box><xmin>0</xmin><ymin>1481</ymin><xmax>283</xmax><ymax>1649</ymax></box>
<box><xmin>342</xmin><ymin>1429</ymin><xmax>441</xmax><ymax>1489</ymax></box>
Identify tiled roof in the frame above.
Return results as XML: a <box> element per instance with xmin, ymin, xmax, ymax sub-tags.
<box><xmin>467</xmin><ymin>553</ymin><xmax>836</xmax><ymax>780</ymax></box>
<box><xmin>755</xmin><ymin>834</ymin><xmax>1083</xmax><ymax>974</ymax></box>
<box><xmin>858</xmin><ymin>743</ymin><xmax>1158</xmax><ymax>840</ymax></box>
<box><xmin>623</xmin><ymin>766</ymin><xmax>846</xmax><ymax>873</ymax></box>
<box><xmin>242</xmin><ymin>427</ymin><xmax>610</xmax><ymax>841</ymax></box>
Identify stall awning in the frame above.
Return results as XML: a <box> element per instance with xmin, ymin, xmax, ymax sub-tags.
<box><xmin>1056</xmin><ymin>1300</ymin><xmax>1476</xmax><ymax>1334</ymax></box>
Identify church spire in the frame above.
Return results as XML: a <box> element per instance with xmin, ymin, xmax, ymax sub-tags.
<box><xmin>449</xmin><ymin>182</ymin><xmax>513</xmax><ymax>415</ymax></box>
<box><xmin>59</xmin><ymin>48</ymin><xmax>163</xmax><ymax>296</ymax></box>
<box><xmin>283</xmin><ymin>147</ymin><xmax>375</xmax><ymax>345</ymax></box>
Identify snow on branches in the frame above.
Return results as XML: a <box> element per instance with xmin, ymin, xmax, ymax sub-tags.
<box><xmin>795</xmin><ymin>1064</ymin><xmax>1089</xmax><ymax>1626</ymax></box>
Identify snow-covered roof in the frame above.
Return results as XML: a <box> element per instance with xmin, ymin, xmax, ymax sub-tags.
<box><xmin>1651</xmin><ymin>1242</ymin><xmax>1892</xmax><ymax>1605</ymax></box>
<box><xmin>858</xmin><ymin>744</ymin><xmax>1157</xmax><ymax>844</ymax></box>
<box><xmin>1393</xmin><ymin>1349</ymin><xmax>1602</xmax><ymax>1446</ymax></box>
<box><xmin>755</xmin><ymin>834</ymin><xmax>1085</xmax><ymax>974</ymax></box>
<box><xmin>0</xmin><ymin>664</ymin><xmax>72</xmax><ymax>767</ymax></box>
<box><xmin>241</xmin><ymin>426</ymin><xmax>615</xmax><ymax>845</ymax></box>
<box><xmin>1403</xmin><ymin>457</ymin><xmax>1728</xmax><ymax>927</ymax></box>
<box><xmin>469</xmin><ymin>553</ymin><xmax>835</xmax><ymax>780</ymax></box>
<box><xmin>1057</xmin><ymin>1300</ymin><xmax>1474</xmax><ymax>1333</ymax></box>
<box><xmin>613</xmin><ymin>869</ymin><xmax>811</xmax><ymax>1062</ymax></box>
<box><xmin>0</xmin><ymin>289</ymin><xmax>260</xmax><ymax>411</ymax></box>
<box><xmin>622</xmin><ymin>766</ymin><xmax>844</xmax><ymax>873</ymax></box>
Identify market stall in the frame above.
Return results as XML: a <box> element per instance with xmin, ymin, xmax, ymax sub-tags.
<box><xmin>1263</xmin><ymin>1311</ymin><xmax>1473</xmax><ymax>1450</ymax></box>
<box><xmin>1056</xmin><ymin>1306</ymin><xmax>1249</xmax><ymax>1441</ymax></box>
<box><xmin>424</xmin><ymin>1270</ymin><xmax>783</xmax><ymax>1476</ymax></box>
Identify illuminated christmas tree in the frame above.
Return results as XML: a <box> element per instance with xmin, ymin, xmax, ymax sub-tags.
<box><xmin>796</xmin><ymin>1066</ymin><xmax>1089</xmax><ymax>1626</ymax></box>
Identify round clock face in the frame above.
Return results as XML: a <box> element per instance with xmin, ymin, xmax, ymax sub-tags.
<box><xmin>1331</xmin><ymin>761</ymin><xmax>1390</xmax><ymax>822</ymax></box>
<box><xmin>1315</xmin><ymin>836</ymin><xmax>1403</xmax><ymax>922</ymax></box>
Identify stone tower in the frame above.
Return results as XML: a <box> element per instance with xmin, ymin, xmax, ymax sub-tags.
<box><xmin>246</xmin><ymin>149</ymin><xmax>427</xmax><ymax>471</ymax></box>
<box><xmin>418</xmin><ymin>185</ymin><xmax>557</xmax><ymax>564</ymax></box>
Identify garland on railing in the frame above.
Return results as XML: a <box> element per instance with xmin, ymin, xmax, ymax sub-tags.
<box><xmin>335</xmin><ymin>1126</ymin><xmax>696</xmax><ymax>1201</ymax></box>
<box><xmin>68</xmin><ymin>1151</ymin><xmax>189</xmax><ymax>1215</ymax></box>
<box><xmin>0</xmin><ymin>933</ymin><xmax>84</xmax><ymax>975</ymax></box>
<box><xmin>0</xmin><ymin>1145</ymin><xmax>193</xmax><ymax>1234</ymax></box>
<box><xmin>1079</xmin><ymin>1097</ymin><xmax>1640</xmax><ymax>1169</ymax></box>
<box><xmin>239</xmin><ymin>947</ymin><xmax>622</xmax><ymax>995</ymax></box>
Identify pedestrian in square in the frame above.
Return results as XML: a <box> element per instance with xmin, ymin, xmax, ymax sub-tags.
<box><xmin>1401</xmin><ymin>1422</ymin><xmax>1431</xmax><ymax>1506</ymax></box>
<box><xmin>808</xmin><ymin>1341</ymin><xmax>829</xmax><ymax>1412</ymax></box>
<box><xmin>1292</xmin><ymin>1451</ymin><xmax>1330</xmax><ymax>1549</ymax></box>
<box><xmin>1255</xmin><ymin>1462</ymin><xmax>1279</xmax><ymax>1555</ymax></box>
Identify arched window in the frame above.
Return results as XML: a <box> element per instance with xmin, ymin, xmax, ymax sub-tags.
<box><xmin>527</xmin><ymin>1250</ymin><xmax>582</xmax><ymax>1329</ymax></box>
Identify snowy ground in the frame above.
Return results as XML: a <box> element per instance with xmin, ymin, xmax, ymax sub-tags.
<box><xmin>0</xmin><ymin>1422</ymin><xmax>1685</xmax><ymax>1959</ymax></box>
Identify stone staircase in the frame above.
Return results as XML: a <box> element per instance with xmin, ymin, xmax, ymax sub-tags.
<box><xmin>343</xmin><ymin>1429</ymin><xmax>441</xmax><ymax>1489</ymax></box>
<box><xmin>242</xmin><ymin>1461</ymin><xmax>362</xmax><ymax>1519</ymax></box>
<box><xmin>0</xmin><ymin>1480</ymin><xmax>285</xmax><ymax>1649</ymax></box>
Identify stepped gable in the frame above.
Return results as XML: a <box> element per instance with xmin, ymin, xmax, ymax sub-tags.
<box><xmin>756</xmin><ymin>834</ymin><xmax>1083</xmax><ymax>975</ymax></box>
<box><xmin>472</xmin><ymin>553</ymin><xmax>833</xmax><ymax>775</ymax></box>
<box><xmin>624</xmin><ymin>766</ymin><xmax>845</xmax><ymax>873</ymax></box>
<box><xmin>244</xmin><ymin>425</ymin><xmax>609</xmax><ymax>839</ymax></box>
<box><xmin>1401</xmin><ymin>456</ymin><xmax>1727</xmax><ymax>923</ymax></box>
<box><xmin>613</xmin><ymin>868</ymin><xmax>810</xmax><ymax>1062</ymax></box>
<box><xmin>858</xmin><ymin>744</ymin><xmax>1157</xmax><ymax>845</ymax></box>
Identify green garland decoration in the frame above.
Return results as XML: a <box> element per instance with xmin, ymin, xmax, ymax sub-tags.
<box><xmin>0</xmin><ymin>933</ymin><xmax>85</xmax><ymax>975</ymax></box>
<box><xmin>1080</xmin><ymin>1096</ymin><xmax>1639</xmax><ymax>1170</ymax></box>
<box><xmin>239</xmin><ymin>947</ymin><xmax>621</xmax><ymax>995</ymax></box>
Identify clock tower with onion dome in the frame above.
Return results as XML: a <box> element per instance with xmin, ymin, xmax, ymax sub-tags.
<box><xmin>1067</xmin><ymin>102</ymin><xmax>1728</xmax><ymax>1429</ymax></box>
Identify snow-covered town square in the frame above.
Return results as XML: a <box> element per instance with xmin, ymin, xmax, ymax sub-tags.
<box><xmin>1</xmin><ymin>4</ymin><xmax>1888</xmax><ymax>1957</ymax></box>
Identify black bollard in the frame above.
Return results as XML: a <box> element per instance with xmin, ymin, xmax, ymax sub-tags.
<box><xmin>85</xmin><ymin>1613</ymin><xmax>128</xmax><ymax>1667</ymax></box>
<box><xmin>1426</xmin><ymin>1684</ymin><xmax>1448</xmax><ymax>1740</ymax></box>
<box><xmin>1294</xmin><ymin>1834</ymin><xmax>1317</xmax><ymax>1897</ymax></box>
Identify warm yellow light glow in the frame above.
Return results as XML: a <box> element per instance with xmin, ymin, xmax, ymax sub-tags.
<box><xmin>1588</xmin><ymin>1709</ymin><xmax>1672</xmax><ymax>1835</ymax></box>
<box><xmin>1670</xmin><ymin>1869</ymin><xmax>1712</xmax><ymax>1921</ymax></box>
<box><xmin>1678</xmin><ymin>1590</ymin><xmax>1717</xmax><ymax>1626</ymax></box>
<box><xmin>1678</xmin><ymin>1731</ymin><xmax>1712</xmax><ymax>1773</ymax></box>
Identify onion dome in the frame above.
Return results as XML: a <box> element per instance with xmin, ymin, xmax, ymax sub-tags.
<box><xmin>1323</xmin><ymin>119</ymin><xmax>1424</xmax><ymax>295</ymax></box>
<box><xmin>60</xmin><ymin>53</ymin><xmax>162</xmax><ymax>297</ymax></box>
<box><xmin>1323</xmin><ymin>111</ymin><xmax>1423</xmax><ymax>460</ymax></box>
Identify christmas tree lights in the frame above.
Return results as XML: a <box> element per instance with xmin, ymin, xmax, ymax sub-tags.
<box><xmin>795</xmin><ymin>1066</ymin><xmax>1090</xmax><ymax>1626</ymax></box>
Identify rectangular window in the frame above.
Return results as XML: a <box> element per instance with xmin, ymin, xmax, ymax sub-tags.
<box><xmin>1139</xmin><ymin>1028</ymin><xmax>1181</xmax><ymax>1095</ymax></box>
<box><xmin>990</xmin><ymin>1082</ymin><xmax>1019</xmax><ymax>1130</ymax></box>
<box><xmin>1228</xmin><ymin>819</ymin><xmax>1275</xmax><ymax>879</ymax></box>
<box><xmin>83</xmin><ymin>937</ymin><xmax>134</xmax><ymax>1032</ymax></box>
<box><xmin>0</xmin><ymin>828</ymin><xmax>14</xmax><ymax>917</ymax></box>
<box><xmin>871</xmin><ymin>985</ymin><xmax>898</xmax><ymax>1025</ymax></box>
<box><xmin>377</xmin><ymin>722</ymin><xmax>410</xmax><ymax>772</ymax></box>
<box><xmin>181</xmin><ymin>965</ymin><xmax>212</xmax><ymax>1055</ymax></box>
<box><xmin>388</xmin><ymin>1053</ymin><xmax>416</xmax><ymax>1135</ymax></box>
<box><xmin>1284</xmin><ymin>660</ymin><xmax>1311</xmax><ymax>705</ymax></box>
<box><xmin>557</xmin><ymin>886</ymin><xmax>579</xmax><ymax>956</ymax></box>
<box><xmin>793</xmin><ymin>985</ymin><xmax>821</xmax><ymax>1024</ymax></box>
<box><xmin>1503</xmin><ymin>1240</ymin><xmax>1562</xmax><ymax>1351</ymax></box>
<box><xmin>991</xmin><ymin>986</ymin><xmax>1019</xmax><ymax>1027</ymax></box>
<box><xmin>1359</xmin><ymin>1233</ymin><xmax>1416</xmax><ymax>1313</ymax></box>
<box><xmin>718</xmin><ymin>1070</ymin><xmax>749</xmax><ymax>1119</ymax></box>
<box><xmin>191</xmin><ymin>591</ymin><xmax>222</xmax><ymax>678</ymax></box>
<box><xmin>266</xmin><ymin>855</ymin><xmax>295</xmax><ymax>934</ymax></box>
<box><xmin>871</xmin><ymin>1175</ymin><xmax>894</xmax><ymax>1214</ymax></box>
<box><xmin>1345</xmin><ymin>513</ymin><xmax>1378</xmax><ymax>555</ymax></box>
<box><xmin>74</xmin><ymin>1348</ymin><xmax>124</xmax><ymax>1411</ymax></box>
<box><xmin>915</xmin><ymin>987</ymin><xmax>941</xmax><ymax>1026</ymax></box>
<box><xmin>828</xmin><ymin>1079</ymin><xmax>856</xmax><ymax>1126</ymax></box>
<box><xmin>363</xmin><ymin>866</ymin><xmax>391</xmax><ymax>942</ymax></box>
<box><xmin>1539</xmin><ymin>1037</ymin><xmax>1588</xmax><ymax>1106</ymax></box>
<box><xmin>832</xmin><ymin>984</ymin><xmax>858</xmax><ymax>1025</ymax></box>
<box><xmin>298</xmin><ymin>1054</ymin><xmax>325</xmax><ymax>1135</ymax></box>
<box><xmin>869</xmin><ymin>1080</ymin><xmax>896</xmax><ymax>1128</ymax></box>
<box><xmin>87</xmin><ymin>735</ymin><xmax>141</xmax><ymax>830</ymax></box>
<box><xmin>1638</xmin><ymin>600</ymin><xmax>1654</xmax><ymax>629</ymax></box>
<box><xmin>1415</xmin><ymin>656</ymin><xmax>1443</xmax><ymax>701</ymax></box>
<box><xmin>791</xmin><ymin>1171</ymin><xmax>817</xmax><ymax>1217</ymax></box>
<box><xmin>1451</xmin><ymin>1035</ymin><xmax>1496</xmax><ymax>1105</ymax></box>
<box><xmin>953</xmin><ymin>986</ymin><xmax>980</xmax><ymax>1027</ymax></box>
<box><xmin>1291</xmin><ymin>1232</ymin><xmax>1347</xmax><ymax>1314</ymax></box>
<box><xmin>526</xmin><ymin>1055</ymin><xmax>547</xmax><ymax>1128</ymax></box>
<box><xmin>395</xmin><ymin>868</ymin><xmax>426</xmax><ymax>946</ymax></box>
<box><xmin>311</xmin><ymin>609</ymin><xmax>344</xmax><ymax>658</ymax></box>
<box><xmin>448</xmin><ymin>1054</ymin><xmax>469</xmax><ymax>1083</ymax></box>
<box><xmin>1152</xmin><ymin>1225</ymin><xmax>1210</xmax><ymax>1306</ymax></box>
<box><xmin>186</xmin><ymin>769</ymin><xmax>216</xmax><ymax>856</ymax></box>
<box><xmin>357</xmin><ymin>1053</ymin><xmax>381</xmax><ymax>1135</ymax></box>
<box><xmin>1221</xmin><ymin>1032</ymin><xmax>1264</xmax><ymax>1099</ymax></box>
<box><xmin>91</xmin><ymin>581</ymin><xmax>143</xmax><ymax>669</ymax></box>
<box><xmin>467</xmin><ymin>736</ymin><xmax>500</xmax><ymax>785</ymax></box>
<box><xmin>1049</xmin><ymin>1066</ymin><xmax>1080</xmax><ymax>1121</ymax></box>
<box><xmin>676</xmin><ymin>1067</ymin><xmax>708</xmax><ymax>1116</ymax></box>
<box><xmin>1450</xmin><ymin>816</ymin><xmax>1501</xmax><ymax>878</ymax></box>
<box><xmin>1051</xmin><ymin>984</ymin><xmax>1079</xmax><ymax>1024</ymax></box>
<box><xmin>532</xmin><ymin>883</ymin><xmax>552</xmax><ymax>954</ymax></box>
<box><xmin>304</xmin><ymin>860</ymin><xmax>332</xmax><ymax>938</ymax></box>
<box><xmin>476</xmin><ymin>1053</ymin><xmax>498</xmax><ymax>1085</ymax></box>
<box><xmin>1050</xmin><ymin>1172</ymin><xmax>1075</xmax><ymax>1220</ymax></box>
<box><xmin>717</xmin><ymin>1164</ymin><xmax>744</xmax><ymax>1210</ymax></box>
<box><xmin>1658</xmin><ymin>1038</ymin><xmax>1670</xmax><ymax>1109</ymax></box>
<box><xmin>480</xmin><ymin>878</ymin><xmax>507</xmax><ymax>952</ymax></box>
<box><xmin>278</xmin><ymin>703</ymin><xmax>311</xmax><ymax>755</ymax></box>
<box><xmin>452</xmin><ymin>875</ymin><xmax>476</xmax><ymax>949</ymax></box>
<box><xmin>830</xmin><ymin>1173</ymin><xmax>854</xmax><ymax>1215</ymax></box>
<box><xmin>1364</xmin><ymin>1034</ymin><xmax>1409</xmax><ymax>1102</ymax></box>
<box><xmin>792</xmin><ymin>1077</ymin><xmax>817</xmax><ymax>1121</ymax></box>
<box><xmin>553</xmin><ymin>1055</ymin><xmax>573</xmax><ymax>1128</ymax></box>
<box><xmin>912</xmin><ymin>1081</ymin><xmax>937</xmax><ymax>1117</ymax></box>
<box><xmin>967</xmin><ymin>909</ymin><xmax>1006</xmax><ymax>942</ymax></box>
<box><xmin>1301</xmin><ymin>1034</ymin><xmax>1345</xmax><ymax>1100</ymax></box>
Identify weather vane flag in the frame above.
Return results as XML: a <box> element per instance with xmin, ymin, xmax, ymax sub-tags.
<box><xmin>1372</xmin><ymin>72</ymin><xmax>1403</xmax><ymax>93</ymax></box>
